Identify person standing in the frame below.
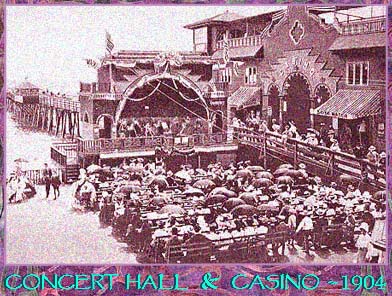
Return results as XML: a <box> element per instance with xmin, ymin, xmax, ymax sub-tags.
<box><xmin>295</xmin><ymin>210</ymin><xmax>314</xmax><ymax>257</ymax></box>
<box><xmin>42</xmin><ymin>163</ymin><xmax>52</xmax><ymax>199</ymax></box>
<box><xmin>358</xmin><ymin>120</ymin><xmax>367</xmax><ymax>147</ymax></box>
<box><xmin>51</xmin><ymin>170</ymin><xmax>61</xmax><ymax>200</ymax></box>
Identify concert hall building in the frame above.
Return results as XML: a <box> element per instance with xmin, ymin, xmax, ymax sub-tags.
<box><xmin>79</xmin><ymin>5</ymin><xmax>386</xmax><ymax>150</ymax></box>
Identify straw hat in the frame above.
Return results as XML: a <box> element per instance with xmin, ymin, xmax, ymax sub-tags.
<box><xmin>359</xmin><ymin>222</ymin><xmax>369</xmax><ymax>232</ymax></box>
<box><xmin>368</xmin><ymin>146</ymin><xmax>376</xmax><ymax>152</ymax></box>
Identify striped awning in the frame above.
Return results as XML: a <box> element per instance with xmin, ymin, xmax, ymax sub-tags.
<box><xmin>228</xmin><ymin>86</ymin><xmax>260</xmax><ymax>109</ymax></box>
<box><xmin>313</xmin><ymin>89</ymin><xmax>382</xmax><ymax>119</ymax></box>
<box><xmin>212</xmin><ymin>46</ymin><xmax>263</xmax><ymax>60</ymax></box>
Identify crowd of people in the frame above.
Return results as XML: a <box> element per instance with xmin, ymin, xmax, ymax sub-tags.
<box><xmin>117</xmin><ymin>116</ymin><xmax>208</xmax><ymax>138</ymax></box>
<box><xmin>232</xmin><ymin>112</ymin><xmax>386</xmax><ymax>167</ymax></box>
<box><xmin>71</xmin><ymin>157</ymin><xmax>385</xmax><ymax>264</ymax></box>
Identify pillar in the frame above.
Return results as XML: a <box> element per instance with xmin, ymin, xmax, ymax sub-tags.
<box><xmin>310</xmin><ymin>97</ymin><xmax>315</xmax><ymax>129</ymax></box>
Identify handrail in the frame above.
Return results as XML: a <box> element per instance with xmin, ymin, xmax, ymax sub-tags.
<box><xmin>339</xmin><ymin>17</ymin><xmax>385</xmax><ymax>35</ymax></box>
<box><xmin>77</xmin><ymin>133</ymin><xmax>231</xmax><ymax>155</ymax></box>
<box><xmin>216</xmin><ymin>34</ymin><xmax>264</xmax><ymax>50</ymax></box>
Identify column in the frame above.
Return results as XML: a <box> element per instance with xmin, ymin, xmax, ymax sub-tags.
<box><xmin>279</xmin><ymin>95</ymin><xmax>285</xmax><ymax>130</ymax></box>
<box><xmin>310</xmin><ymin>97</ymin><xmax>315</xmax><ymax>129</ymax></box>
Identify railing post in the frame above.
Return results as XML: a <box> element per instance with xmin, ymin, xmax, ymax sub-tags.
<box><xmin>293</xmin><ymin>141</ymin><xmax>298</xmax><ymax>169</ymax></box>
<box><xmin>263</xmin><ymin>131</ymin><xmax>267</xmax><ymax>168</ymax></box>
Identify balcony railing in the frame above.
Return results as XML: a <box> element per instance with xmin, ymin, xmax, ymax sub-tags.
<box><xmin>216</xmin><ymin>35</ymin><xmax>264</xmax><ymax>50</ymax></box>
<box><xmin>90</xmin><ymin>93</ymin><xmax>123</xmax><ymax>100</ymax></box>
<box><xmin>204</xmin><ymin>81</ymin><xmax>230</xmax><ymax>99</ymax></box>
<box><xmin>39</xmin><ymin>95</ymin><xmax>80</xmax><ymax>112</ymax></box>
<box><xmin>339</xmin><ymin>17</ymin><xmax>386</xmax><ymax>35</ymax></box>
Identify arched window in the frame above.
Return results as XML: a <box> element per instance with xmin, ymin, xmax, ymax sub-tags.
<box><xmin>84</xmin><ymin>112</ymin><xmax>89</xmax><ymax>123</ymax></box>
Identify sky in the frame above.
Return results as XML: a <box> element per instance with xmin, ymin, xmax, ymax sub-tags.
<box><xmin>6</xmin><ymin>5</ymin><xmax>385</xmax><ymax>96</ymax></box>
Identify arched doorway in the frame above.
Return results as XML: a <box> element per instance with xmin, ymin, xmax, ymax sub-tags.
<box><xmin>285</xmin><ymin>73</ymin><xmax>311</xmax><ymax>132</ymax></box>
<box><xmin>268</xmin><ymin>84</ymin><xmax>280</xmax><ymax>123</ymax></box>
<box><xmin>97</xmin><ymin>115</ymin><xmax>113</xmax><ymax>139</ymax></box>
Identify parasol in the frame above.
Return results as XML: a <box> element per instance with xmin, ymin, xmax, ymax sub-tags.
<box><xmin>231</xmin><ymin>204</ymin><xmax>258</xmax><ymax>217</ymax></box>
<box><xmin>223</xmin><ymin>198</ymin><xmax>246</xmax><ymax>211</ymax></box>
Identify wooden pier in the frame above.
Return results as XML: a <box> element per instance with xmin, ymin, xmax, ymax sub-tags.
<box><xmin>7</xmin><ymin>92</ymin><xmax>81</xmax><ymax>139</ymax></box>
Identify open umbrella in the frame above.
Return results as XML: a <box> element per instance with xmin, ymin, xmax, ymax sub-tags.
<box><xmin>223</xmin><ymin>198</ymin><xmax>246</xmax><ymax>211</ymax></box>
<box><xmin>257</xmin><ymin>204</ymin><xmax>279</xmax><ymax>212</ymax></box>
<box><xmin>285</xmin><ymin>169</ymin><xmax>303</xmax><ymax>178</ymax></box>
<box><xmin>231</xmin><ymin>204</ymin><xmax>258</xmax><ymax>217</ymax></box>
<box><xmin>159</xmin><ymin>205</ymin><xmax>185</xmax><ymax>215</ymax></box>
<box><xmin>119</xmin><ymin>185</ymin><xmax>141</xmax><ymax>194</ymax></box>
<box><xmin>183</xmin><ymin>187</ymin><xmax>205</xmax><ymax>197</ymax></box>
<box><xmin>278</xmin><ymin>163</ymin><xmax>294</xmax><ymax>170</ymax></box>
<box><xmin>239</xmin><ymin>192</ymin><xmax>256</xmax><ymax>205</ymax></box>
<box><xmin>236</xmin><ymin>169</ymin><xmax>254</xmax><ymax>179</ymax></box>
<box><xmin>246</xmin><ymin>165</ymin><xmax>264</xmax><ymax>172</ymax></box>
<box><xmin>209</xmin><ymin>187</ymin><xmax>237</xmax><ymax>198</ymax></box>
<box><xmin>87</xmin><ymin>164</ymin><xmax>102</xmax><ymax>174</ymax></box>
<box><xmin>339</xmin><ymin>174</ymin><xmax>357</xmax><ymax>185</ymax></box>
<box><xmin>276</xmin><ymin>175</ymin><xmax>294</xmax><ymax>185</ymax></box>
<box><xmin>193</xmin><ymin>179</ymin><xmax>215</xmax><ymax>190</ymax></box>
<box><xmin>373</xmin><ymin>190</ymin><xmax>385</xmax><ymax>201</ymax></box>
<box><xmin>148</xmin><ymin>176</ymin><xmax>169</xmax><ymax>190</ymax></box>
<box><xmin>14</xmin><ymin>158</ymin><xmax>29</xmax><ymax>163</ymax></box>
<box><xmin>175</xmin><ymin>170</ymin><xmax>191</xmax><ymax>180</ymax></box>
<box><xmin>150</xmin><ymin>196</ymin><xmax>168</xmax><ymax>207</ymax></box>
<box><xmin>256</xmin><ymin>171</ymin><xmax>273</xmax><ymax>180</ymax></box>
<box><xmin>252</xmin><ymin>178</ymin><xmax>273</xmax><ymax>188</ymax></box>
<box><xmin>205</xmin><ymin>194</ymin><xmax>227</xmax><ymax>206</ymax></box>
<box><xmin>274</xmin><ymin>168</ymin><xmax>289</xmax><ymax>177</ymax></box>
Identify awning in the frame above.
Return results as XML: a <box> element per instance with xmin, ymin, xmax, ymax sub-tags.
<box><xmin>329</xmin><ymin>32</ymin><xmax>385</xmax><ymax>51</ymax></box>
<box><xmin>313</xmin><ymin>89</ymin><xmax>382</xmax><ymax>119</ymax></box>
<box><xmin>228</xmin><ymin>86</ymin><xmax>261</xmax><ymax>109</ymax></box>
<box><xmin>212</xmin><ymin>46</ymin><xmax>263</xmax><ymax>60</ymax></box>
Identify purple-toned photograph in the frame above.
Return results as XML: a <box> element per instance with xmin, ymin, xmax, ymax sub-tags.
<box><xmin>5</xmin><ymin>5</ymin><xmax>387</xmax><ymax>265</ymax></box>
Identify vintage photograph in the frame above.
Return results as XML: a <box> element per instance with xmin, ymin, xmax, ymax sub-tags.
<box><xmin>6</xmin><ymin>5</ymin><xmax>386</xmax><ymax>264</ymax></box>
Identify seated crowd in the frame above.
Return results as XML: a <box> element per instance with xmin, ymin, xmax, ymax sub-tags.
<box><xmin>117</xmin><ymin>116</ymin><xmax>208</xmax><ymax>138</ymax></box>
<box><xmin>72</xmin><ymin>157</ymin><xmax>386</xmax><ymax>264</ymax></box>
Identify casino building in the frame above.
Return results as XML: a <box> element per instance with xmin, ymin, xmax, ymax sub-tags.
<box><xmin>79</xmin><ymin>5</ymin><xmax>386</xmax><ymax>150</ymax></box>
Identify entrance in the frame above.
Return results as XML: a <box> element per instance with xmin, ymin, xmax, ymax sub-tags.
<box><xmin>285</xmin><ymin>73</ymin><xmax>311</xmax><ymax>132</ymax></box>
<box><xmin>97</xmin><ymin>115</ymin><xmax>112</xmax><ymax>139</ymax></box>
<box><xmin>268</xmin><ymin>84</ymin><xmax>280</xmax><ymax>123</ymax></box>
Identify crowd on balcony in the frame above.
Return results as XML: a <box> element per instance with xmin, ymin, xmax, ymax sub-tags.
<box><xmin>117</xmin><ymin>116</ymin><xmax>208</xmax><ymax>138</ymax></box>
<box><xmin>70</xmin><ymin>157</ymin><xmax>385</xmax><ymax>264</ymax></box>
<box><xmin>232</xmin><ymin>111</ymin><xmax>386</xmax><ymax>167</ymax></box>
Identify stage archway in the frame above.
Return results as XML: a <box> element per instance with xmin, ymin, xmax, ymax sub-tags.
<box><xmin>115</xmin><ymin>73</ymin><xmax>210</xmax><ymax>136</ymax></box>
<box><xmin>267</xmin><ymin>84</ymin><xmax>280</xmax><ymax>121</ymax></box>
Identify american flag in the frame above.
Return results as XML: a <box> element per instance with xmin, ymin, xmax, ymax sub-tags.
<box><xmin>222</xmin><ymin>32</ymin><xmax>230</xmax><ymax>65</ymax></box>
<box><xmin>106</xmin><ymin>31</ymin><xmax>114</xmax><ymax>54</ymax></box>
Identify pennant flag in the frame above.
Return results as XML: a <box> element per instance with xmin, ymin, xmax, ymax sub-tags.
<box><xmin>272</xmin><ymin>10</ymin><xmax>286</xmax><ymax>22</ymax></box>
<box><xmin>106</xmin><ymin>31</ymin><xmax>114</xmax><ymax>54</ymax></box>
<box><xmin>85</xmin><ymin>59</ymin><xmax>99</xmax><ymax>69</ymax></box>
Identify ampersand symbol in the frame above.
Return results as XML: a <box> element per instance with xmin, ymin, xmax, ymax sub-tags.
<box><xmin>200</xmin><ymin>272</ymin><xmax>220</xmax><ymax>290</ymax></box>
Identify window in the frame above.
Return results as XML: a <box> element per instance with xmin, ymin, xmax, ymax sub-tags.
<box><xmin>245</xmin><ymin>67</ymin><xmax>257</xmax><ymax>84</ymax></box>
<box><xmin>219</xmin><ymin>68</ymin><xmax>231</xmax><ymax>83</ymax></box>
<box><xmin>84</xmin><ymin>112</ymin><xmax>89</xmax><ymax>123</ymax></box>
<box><xmin>194</xmin><ymin>27</ymin><xmax>207</xmax><ymax>53</ymax></box>
<box><xmin>346</xmin><ymin>62</ymin><xmax>369</xmax><ymax>85</ymax></box>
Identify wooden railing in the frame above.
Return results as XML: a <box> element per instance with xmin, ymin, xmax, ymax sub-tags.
<box><xmin>51</xmin><ymin>141</ymin><xmax>79</xmax><ymax>165</ymax></box>
<box><xmin>22</xmin><ymin>167</ymin><xmax>65</xmax><ymax>185</ymax></box>
<box><xmin>216</xmin><ymin>35</ymin><xmax>264</xmax><ymax>49</ymax></box>
<box><xmin>77</xmin><ymin>133</ymin><xmax>230</xmax><ymax>155</ymax></box>
<box><xmin>339</xmin><ymin>17</ymin><xmax>386</xmax><ymax>35</ymax></box>
<box><xmin>234</xmin><ymin>127</ymin><xmax>385</xmax><ymax>189</ymax></box>
<box><xmin>90</xmin><ymin>93</ymin><xmax>123</xmax><ymax>100</ymax></box>
<box><xmin>39</xmin><ymin>95</ymin><xmax>80</xmax><ymax>112</ymax></box>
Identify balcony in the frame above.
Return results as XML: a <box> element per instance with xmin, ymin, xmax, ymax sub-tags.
<box><xmin>339</xmin><ymin>16</ymin><xmax>385</xmax><ymax>35</ymax></box>
<box><xmin>89</xmin><ymin>93</ymin><xmax>123</xmax><ymax>100</ymax></box>
<box><xmin>216</xmin><ymin>35</ymin><xmax>264</xmax><ymax>50</ymax></box>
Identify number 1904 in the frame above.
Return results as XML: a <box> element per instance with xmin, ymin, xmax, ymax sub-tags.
<box><xmin>341</xmin><ymin>275</ymin><xmax>386</xmax><ymax>291</ymax></box>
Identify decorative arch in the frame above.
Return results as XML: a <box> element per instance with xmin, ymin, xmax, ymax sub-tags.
<box><xmin>115</xmin><ymin>72</ymin><xmax>209</xmax><ymax>124</ymax></box>
<box><xmin>96</xmin><ymin>114</ymin><xmax>114</xmax><ymax>139</ymax></box>
<box><xmin>283</xmin><ymin>72</ymin><xmax>312</xmax><ymax>95</ymax></box>
<box><xmin>267</xmin><ymin>82</ymin><xmax>280</xmax><ymax>95</ymax></box>
<box><xmin>96</xmin><ymin>114</ymin><xmax>114</xmax><ymax>125</ymax></box>
<box><xmin>314</xmin><ymin>83</ymin><xmax>332</xmax><ymax>105</ymax></box>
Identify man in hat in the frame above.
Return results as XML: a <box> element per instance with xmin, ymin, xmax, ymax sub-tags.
<box><xmin>366</xmin><ymin>146</ymin><xmax>378</xmax><ymax>163</ymax></box>
<box><xmin>355</xmin><ymin>222</ymin><xmax>371</xmax><ymax>263</ymax></box>
<box><xmin>43</xmin><ymin>163</ymin><xmax>52</xmax><ymax>199</ymax></box>
<box><xmin>295</xmin><ymin>210</ymin><xmax>314</xmax><ymax>257</ymax></box>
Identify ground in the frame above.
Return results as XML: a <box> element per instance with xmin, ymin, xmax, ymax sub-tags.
<box><xmin>6</xmin><ymin>185</ymin><xmax>136</xmax><ymax>265</ymax></box>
